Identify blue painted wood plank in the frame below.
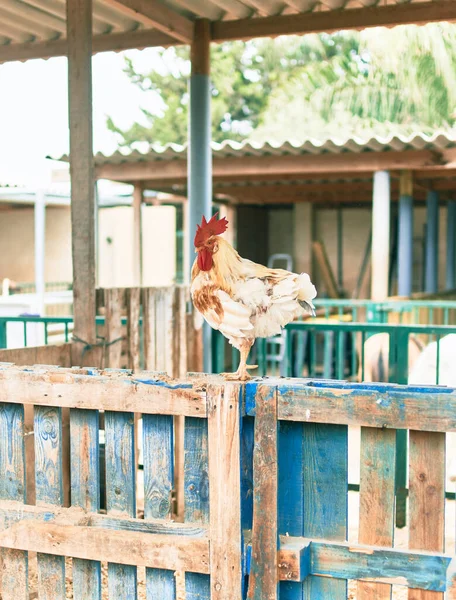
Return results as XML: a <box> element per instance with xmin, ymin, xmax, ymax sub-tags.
<box><xmin>302</xmin><ymin>423</ymin><xmax>348</xmax><ymax>598</ymax></box>
<box><xmin>143</xmin><ymin>414</ymin><xmax>175</xmax><ymax>599</ymax></box>
<box><xmin>185</xmin><ymin>417</ymin><xmax>210</xmax><ymax>599</ymax></box>
<box><xmin>279</xmin><ymin>420</ymin><xmax>304</xmax><ymax>600</ymax></box>
<box><xmin>0</xmin><ymin>403</ymin><xmax>28</xmax><ymax>599</ymax></box>
<box><xmin>70</xmin><ymin>408</ymin><xmax>101</xmax><ymax>600</ymax></box>
<box><xmin>104</xmin><ymin>411</ymin><xmax>137</xmax><ymax>599</ymax></box>
<box><xmin>34</xmin><ymin>406</ymin><xmax>66</xmax><ymax>599</ymax></box>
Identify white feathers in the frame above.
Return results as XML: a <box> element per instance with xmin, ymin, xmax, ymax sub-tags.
<box><xmin>191</xmin><ymin>246</ymin><xmax>317</xmax><ymax>350</ymax></box>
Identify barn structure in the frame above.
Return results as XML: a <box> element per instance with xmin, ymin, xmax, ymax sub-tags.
<box><xmin>2</xmin><ymin>0</ymin><xmax>456</xmax><ymax>370</ymax></box>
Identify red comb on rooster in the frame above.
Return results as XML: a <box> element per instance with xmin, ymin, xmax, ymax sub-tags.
<box><xmin>194</xmin><ymin>213</ymin><xmax>228</xmax><ymax>248</ymax></box>
<box><xmin>191</xmin><ymin>211</ymin><xmax>316</xmax><ymax>381</ymax></box>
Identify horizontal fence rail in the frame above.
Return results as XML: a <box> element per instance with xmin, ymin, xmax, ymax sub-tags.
<box><xmin>0</xmin><ymin>367</ymin><xmax>456</xmax><ymax>598</ymax></box>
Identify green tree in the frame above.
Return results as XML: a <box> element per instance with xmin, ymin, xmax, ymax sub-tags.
<box><xmin>108</xmin><ymin>24</ymin><xmax>456</xmax><ymax>150</ymax></box>
<box><xmin>107</xmin><ymin>39</ymin><xmax>305</xmax><ymax>147</ymax></box>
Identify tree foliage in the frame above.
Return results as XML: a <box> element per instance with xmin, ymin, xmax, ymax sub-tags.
<box><xmin>107</xmin><ymin>23</ymin><xmax>456</xmax><ymax>149</ymax></box>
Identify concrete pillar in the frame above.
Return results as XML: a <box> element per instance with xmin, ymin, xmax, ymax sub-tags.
<box><xmin>371</xmin><ymin>171</ymin><xmax>390</xmax><ymax>301</ymax></box>
<box><xmin>446</xmin><ymin>200</ymin><xmax>456</xmax><ymax>290</ymax></box>
<box><xmin>34</xmin><ymin>190</ymin><xmax>46</xmax><ymax>316</ymax></box>
<box><xmin>189</xmin><ymin>19</ymin><xmax>212</xmax><ymax>373</ymax></box>
<box><xmin>397</xmin><ymin>172</ymin><xmax>413</xmax><ymax>297</ymax></box>
<box><xmin>425</xmin><ymin>190</ymin><xmax>439</xmax><ymax>294</ymax></box>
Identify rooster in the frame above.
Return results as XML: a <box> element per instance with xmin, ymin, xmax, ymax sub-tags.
<box><xmin>191</xmin><ymin>213</ymin><xmax>317</xmax><ymax>380</ymax></box>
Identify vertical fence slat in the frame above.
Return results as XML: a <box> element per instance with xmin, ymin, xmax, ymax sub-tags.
<box><xmin>185</xmin><ymin>414</ymin><xmax>210</xmax><ymax>600</ymax></box>
<box><xmin>143</xmin><ymin>413</ymin><xmax>176</xmax><ymax>599</ymax></box>
<box><xmin>104</xmin><ymin>288</ymin><xmax>125</xmax><ymax>369</ymax></box>
<box><xmin>126</xmin><ymin>287</ymin><xmax>141</xmax><ymax>372</ymax></box>
<box><xmin>279</xmin><ymin>419</ymin><xmax>304</xmax><ymax>600</ymax></box>
<box><xmin>35</xmin><ymin>405</ymin><xmax>65</xmax><ymax>599</ymax></box>
<box><xmin>142</xmin><ymin>288</ymin><xmax>156</xmax><ymax>371</ymax></box>
<box><xmin>247</xmin><ymin>384</ymin><xmax>278</xmax><ymax>600</ymax></box>
<box><xmin>408</xmin><ymin>430</ymin><xmax>445</xmax><ymax>600</ymax></box>
<box><xmin>70</xmin><ymin>408</ymin><xmax>101</xmax><ymax>600</ymax></box>
<box><xmin>208</xmin><ymin>383</ymin><xmax>242</xmax><ymax>599</ymax></box>
<box><xmin>0</xmin><ymin>403</ymin><xmax>27</xmax><ymax>600</ymax></box>
<box><xmin>303</xmin><ymin>422</ymin><xmax>347</xmax><ymax>599</ymax></box>
<box><xmin>357</xmin><ymin>427</ymin><xmax>396</xmax><ymax>600</ymax></box>
<box><xmin>105</xmin><ymin>411</ymin><xmax>137</xmax><ymax>598</ymax></box>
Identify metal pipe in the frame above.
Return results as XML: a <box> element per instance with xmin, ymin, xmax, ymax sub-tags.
<box><xmin>398</xmin><ymin>194</ymin><xmax>413</xmax><ymax>296</ymax></box>
<box><xmin>425</xmin><ymin>190</ymin><xmax>439</xmax><ymax>294</ymax></box>
<box><xmin>189</xmin><ymin>19</ymin><xmax>212</xmax><ymax>373</ymax></box>
<box><xmin>446</xmin><ymin>200</ymin><xmax>456</xmax><ymax>290</ymax></box>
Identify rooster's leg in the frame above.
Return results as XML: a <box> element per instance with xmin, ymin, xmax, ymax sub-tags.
<box><xmin>221</xmin><ymin>340</ymin><xmax>258</xmax><ymax>381</ymax></box>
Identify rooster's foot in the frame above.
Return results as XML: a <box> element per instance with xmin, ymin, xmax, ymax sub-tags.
<box><xmin>221</xmin><ymin>364</ymin><xmax>258</xmax><ymax>382</ymax></box>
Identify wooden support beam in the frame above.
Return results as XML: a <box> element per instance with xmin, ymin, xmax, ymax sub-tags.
<box><xmin>102</xmin><ymin>0</ymin><xmax>193</xmax><ymax>43</ymax></box>
<box><xmin>95</xmin><ymin>150</ymin><xmax>441</xmax><ymax>183</ymax></box>
<box><xmin>132</xmin><ymin>183</ymin><xmax>142</xmax><ymax>287</ymax></box>
<box><xmin>212</xmin><ymin>0</ymin><xmax>456</xmax><ymax>41</ymax></box>
<box><xmin>67</xmin><ymin>0</ymin><xmax>96</xmax><ymax>359</ymax></box>
<box><xmin>0</xmin><ymin>28</ymin><xmax>176</xmax><ymax>63</ymax></box>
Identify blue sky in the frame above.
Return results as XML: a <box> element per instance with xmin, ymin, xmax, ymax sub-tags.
<box><xmin>0</xmin><ymin>48</ymin><xmax>164</xmax><ymax>187</ymax></box>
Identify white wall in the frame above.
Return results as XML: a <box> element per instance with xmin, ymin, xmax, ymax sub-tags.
<box><xmin>98</xmin><ymin>206</ymin><xmax>136</xmax><ymax>288</ymax></box>
<box><xmin>142</xmin><ymin>205</ymin><xmax>176</xmax><ymax>287</ymax></box>
<box><xmin>0</xmin><ymin>206</ymin><xmax>72</xmax><ymax>283</ymax></box>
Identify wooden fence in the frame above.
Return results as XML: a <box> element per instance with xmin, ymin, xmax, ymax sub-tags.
<box><xmin>0</xmin><ymin>366</ymin><xmax>456</xmax><ymax>598</ymax></box>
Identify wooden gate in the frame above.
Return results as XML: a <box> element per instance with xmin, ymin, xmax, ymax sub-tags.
<box><xmin>0</xmin><ymin>366</ymin><xmax>455</xmax><ymax>598</ymax></box>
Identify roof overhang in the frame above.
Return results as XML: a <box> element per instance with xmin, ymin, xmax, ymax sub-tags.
<box><xmin>2</xmin><ymin>0</ymin><xmax>456</xmax><ymax>64</ymax></box>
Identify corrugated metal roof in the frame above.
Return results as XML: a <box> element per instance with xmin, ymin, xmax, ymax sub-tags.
<box><xmin>53</xmin><ymin>130</ymin><xmax>456</xmax><ymax>166</ymax></box>
<box><xmin>1</xmin><ymin>0</ymin><xmax>452</xmax><ymax>62</ymax></box>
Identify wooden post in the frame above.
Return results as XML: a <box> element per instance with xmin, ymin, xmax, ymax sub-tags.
<box><xmin>371</xmin><ymin>171</ymin><xmax>390</xmax><ymax>301</ymax></box>
<box><xmin>425</xmin><ymin>190</ymin><xmax>439</xmax><ymax>294</ymax></box>
<box><xmin>133</xmin><ymin>183</ymin><xmax>143</xmax><ymax>287</ymax></box>
<box><xmin>398</xmin><ymin>171</ymin><xmax>413</xmax><ymax>297</ymax></box>
<box><xmin>446</xmin><ymin>200</ymin><xmax>456</xmax><ymax>290</ymax></box>
<box><xmin>34</xmin><ymin>190</ymin><xmax>46</xmax><ymax>316</ymax></box>
<box><xmin>189</xmin><ymin>19</ymin><xmax>212</xmax><ymax>374</ymax></box>
<box><xmin>67</xmin><ymin>0</ymin><xmax>96</xmax><ymax>361</ymax></box>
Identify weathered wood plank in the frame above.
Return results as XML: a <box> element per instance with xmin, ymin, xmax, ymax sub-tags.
<box><xmin>0</xmin><ymin>403</ymin><xmax>27</xmax><ymax>600</ymax></box>
<box><xmin>143</xmin><ymin>413</ymin><xmax>175</xmax><ymax>598</ymax></box>
<box><xmin>34</xmin><ymin>406</ymin><xmax>66</xmax><ymax>599</ymax></box>
<box><xmin>208</xmin><ymin>384</ymin><xmax>243</xmax><ymax>599</ymax></box>
<box><xmin>164</xmin><ymin>287</ymin><xmax>175</xmax><ymax>377</ymax></box>
<box><xmin>247</xmin><ymin>536</ymin><xmax>456</xmax><ymax>589</ymax></box>
<box><xmin>0</xmin><ymin>367</ymin><xmax>206</xmax><ymax>417</ymax></box>
<box><xmin>0</xmin><ymin>500</ymin><xmax>207</xmax><ymax>537</ymax></box>
<box><xmin>408</xmin><ymin>430</ymin><xmax>445</xmax><ymax>600</ymax></box>
<box><xmin>0</xmin><ymin>521</ymin><xmax>210</xmax><ymax>573</ymax></box>
<box><xmin>70</xmin><ymin>408</ymin><xmax>101</xmax><ymax>600</ymax></box>
<box><xmin>252</xmin><ymin>536</ymin><xmax>455</xmax><ymax>590</ymax></box>
<box><xmin>358</xmin><ymin>427</ymin><xmax>396</xmax><ymax>600</ymax></box>
<box><xmin>278</xmin><ymin>420</ymin><xmax>304</xmax><ymax>600</ymax></box>
<box><xmin>142</xmin><ymin>287</ymin><xmax>157</xmax><ymax>371</ymax></box>
<box><xmin>126</xmin><ymin>287</ymin><xmax>141</xmax><ymax>371</ymax></box>
<box><xmin>247</xmin><ymin>384</ymin><xmax>278</xmax><ymax>600</ymax></box>
<box><xmin>185</xmin><ymin>415</ymin><xmax>210</xmax><ymax>599</ymax></box>
<box><xmin>277</xmin><ymin>381</ymin><xmax>456</xmax><ymax>432</ymax></box>
<box><xmin>302</xmin><ymin>422</ymin><xmax>348</xmax><ymax>598</ymax></box>
<box><xmin>105</xmin><ymin>411</ymin><xmax>137</xmax><ymax>598</ymax></box>
<box><xmin>104</xmin><ymin>288</ymin><xmax>125</xmax><ymax>369</ymax></box>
